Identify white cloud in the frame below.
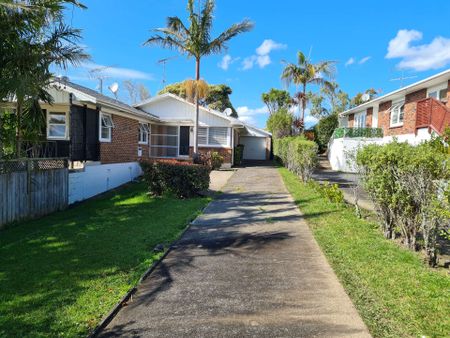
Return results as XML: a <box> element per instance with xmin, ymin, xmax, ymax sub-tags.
<box><xmin>386</xmin><ymin>29</ymin><xmax>450</xmax><ymax>71</ymax></box>
<box><xmin>236</xmin><ymin>105</ymin><xmax>268</xmax><ymax>125</ymax></box>
<box><xmin>345</xmin><ymin>57</ymin><xmax>355</xmax><ymax>66</ymax></box>
<box><xmin>81</xmin><ymin>62</ymin><xmax>154</xmax><ymax>80</ymax></box>
<box><xmin>256</xmin><ymin>39</ymin><xmax>287</xmax><ymax>56</ymax></box>
<box><xmin>218</xmin><ymin>54</ymin><xmax>239</xmax><ymax>70</ymax></box>
<box><xmin>359</xmin><ymin>56</ymin><xmax>371</xmax><ymax>64</ymax></box>
<box><xmin>241</xmin><ymin>39</ymin><xmax>287</xmax><ymax>70</ymax></box>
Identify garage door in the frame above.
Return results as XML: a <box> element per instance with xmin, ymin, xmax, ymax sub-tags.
<box><xmin>240</xmin><ymin>136</ymin><xmax>267</xmax><ymax>160</ymax></box>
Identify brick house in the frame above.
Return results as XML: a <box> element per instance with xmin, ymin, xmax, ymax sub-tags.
<box><xmin>33</xmin><ymin>79</ymin><xmax>271</xmax><ymax>202</ymax></box>
<box><xmin>329</xmin><ymin>69</ymin><xmax>450</xmax><ymax>172</ymax></box>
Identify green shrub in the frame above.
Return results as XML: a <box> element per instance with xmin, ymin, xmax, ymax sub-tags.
<box><xmin>274</xmin><ymin>136</ymin><xmax>318</xmax><ymax>181</ymax></box>
<box><xmin>234</xmin><ymin>144</ymin><xmax>244</xmax><ymax>166</ymax></box>
<box><xmin>357</xmin><ymin>140</ymin><xmax>450</xmax><ymax>265</ymax></box>
<box><xmin>308</xmin><ymin>180</ymin><xmax>344</xmax><ymax>204</ymax></box>
<box><xmin>140</xmin><ymin>160</ymin><xmax>210</xmax><ymax>198</ymax></box>
<box><xmin>210</xmin><ymin>151</ymin><xmax>224</xmax><ymax>170</ymax></box>
<box><xmin>314</xmin><ymin>113</ymin><xmax>338</xmax><ymax>152</ymax></box>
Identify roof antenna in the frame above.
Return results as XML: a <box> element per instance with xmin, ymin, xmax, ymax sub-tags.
<box><xmin>157</xmin><ymin>56</ymin><xmax>178</xmax><ymax>88</ymax></box>
<box><xmin>89</xmin><ymin>65</ymin><xmax>116</xmax><ymax>94</ymax></box>
<box><xmin>308</xmin><ymin>46</ymin><xmax>313</xmax><ymax>60</ymax></box>
<box><xmin>390</xmin><ymin>70</ymin><xmax>417</xmax><ymax>88</ymax></box>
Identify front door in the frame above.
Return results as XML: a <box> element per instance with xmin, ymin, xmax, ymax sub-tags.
<box><xmin>179</xmin><ymin>126</ymin><xmax>190</xmax><ymax>156</ymax></box>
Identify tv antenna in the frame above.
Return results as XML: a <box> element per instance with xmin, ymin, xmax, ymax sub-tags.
<box><xmin>88</xmin><ymin>65</ymin><xmax>116</xmax><ymax>94</ymax></box>
<box><xmin>157</xmin><ymin>56</ymin><xmax>178</xmax><ymax>87</ymax></box>
<box><xmin>390</xmin><ymin>71</ymin><xmax>417</xmax><ymax>88</ymax></box>
<box><xmin>108</xmin><ymin>82</ymin><xmax>119</xmax><ymax>99</ymax></box>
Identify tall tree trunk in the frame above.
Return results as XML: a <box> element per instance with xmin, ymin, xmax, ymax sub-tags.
<box><xmin>15</xmin><ymin>99</ymin><xmax>23</xmax><ymax>158</ymax></box>
<box><xmin>193</xmin><ymin>57</ymin><xmax>200</xmax><ymax>155</ymax></box>
<box><xmin>301</xmin><ymin>83</ymin><xmax>306</xmax><ymax>133</ymax></box>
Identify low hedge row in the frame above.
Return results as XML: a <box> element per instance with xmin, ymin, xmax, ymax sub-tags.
<box><xmin>273</xmin><ymin>136</ymin><xmax>318</xmax><ymax>181</ymax></box>
<box><xmin>356</xmin><ymin>139</ymin><xmax>450</xmax><ymax>266</ymax></box>
<box><xmin>140</xmin><ymin>160</ymin><xmax>210</xmax><ymax>198</ymax></box>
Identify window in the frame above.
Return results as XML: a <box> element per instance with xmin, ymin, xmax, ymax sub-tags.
<box><xmin>138</xmin><ymin>123</ymin><xmax>149</xmax><ymax>144</ymax></box>
<box><xmin>390</xmin><ymin>101</ymin><xmax>404</xmax><ymax>127</ymax></box>
<box><xmin>198</xmin><ymin>127</ymin><xmax>207</xmax><ymax>145</ymax></box>
<box><xmin>198</xmin><ymin>127</ymin><xmax>229</xmax><ymax>147</ymax></box>
<box><xmin>150</xmin><ymin>124</ymin><xmax>179</xmax><ymax>158</ymax></box>
<box><xmin>354</xmin><ymin>112</ymin><xmax>366</xmax><ymax>128</ymax></box>
<box><xmin>47</xmin><ymin>112</ymin><xmax>68</xmax><ymax>139</ymax></box>
<box><xmin>427</xmin><ymin>83</ymin><xmax>448</xmax><ymax>102</ymax></box>
<box><xmin>99</xmin><ymin>113</ymin><xmax>114</xmax><ymax>142</ymax></box>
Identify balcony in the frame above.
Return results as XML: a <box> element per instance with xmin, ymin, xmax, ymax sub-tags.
<box><xmin>416</xmin><ymin>97</ymin><xmax>450</xmax><ymax>135</ymax></box>
<box><xmin>332</xmin><ymin>127</ymin><xmax>383</xmax><ymax>139</ymax></box>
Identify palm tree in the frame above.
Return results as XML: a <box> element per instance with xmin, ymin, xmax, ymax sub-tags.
<box><xmin>0</xmin><ymin>1</ymin><xmax>88</xmax><ymax>157</ymax></box>
<box><xmin>144</xmin><ymin>0</ymin><xmax>253</xmax><ymax>156</ymax></box>
<box><xmin>281</xmin><ymin>51</ymin><xmax>335</xmax><ymax>133</ymax></box>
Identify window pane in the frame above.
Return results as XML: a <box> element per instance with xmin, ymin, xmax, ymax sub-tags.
<box><xmin>151</xmin><ymin>125</ymin><xmax>177</xmax><ymax>135</ymax></box>
<box><xmin>49</xmin><ymin>113</ymin><xmax>66</xmax><ymax>124</ymax></box>
<box><xmin>101</xmin><ymin>127</ymin><xmax>110</xmax><ymax>140</ymax></box>
<box><xmin>151</xmin><ymin>135</ymin><xmax>178</xmax><ymax>146</ymax></box>
<box><xmin>428</xmin><ymin>91</ymin><xmax>438</xmax><ymax>99</ymax></box>
<box><xmin>150</xmin><ymin>146</ymin><xmax>177</xmax><ymax>157</ymax></box>
<box><xmin>439</xmin><ymin>89</ymin><xmax>447</xmax><ymax>100</ymax></box>
<box><xmin>49</xmin><ymin>125</ymin><xmax>66</xmax><ymax>137</ymax></box>
<box><xmin>209</xmin><ymin>127</ymin><xmax>228</xmax><ymax>145</ymax></box>
<box><xmin>399</xmin><ymin>105</ymin><xmax>404</xmax><ymax>122</ymax></box>
<box><xmin>198</xmin><ymin>127</ymin><xmax>207</xmax><ymax>145</ymax></box>
<box><xmin>101</xmin><ymin>115</ymin><xmax>113</xmax><ymax>128</ymax></box>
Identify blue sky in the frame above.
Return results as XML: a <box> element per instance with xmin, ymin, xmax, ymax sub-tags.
<box><xmin>62</xmin><ymin>0</ymin><xmax>450</xmax><ymax>128</ymax></box>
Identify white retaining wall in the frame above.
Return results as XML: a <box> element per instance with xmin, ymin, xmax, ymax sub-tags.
<box><xmin>69</xmin><ymin>162</ymin><xmax>142</xmax><ymax>204</ymax></box>
<box><xmin>328</xmin><ymin>128</ymin><xmax>433</xmax><ymax>173</ymax></box>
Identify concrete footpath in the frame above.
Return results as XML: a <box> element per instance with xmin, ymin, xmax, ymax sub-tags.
<box><xmin>99</xmin><ymin>162</ymin><xmax>370</xmax><ymax>337</ymax></box>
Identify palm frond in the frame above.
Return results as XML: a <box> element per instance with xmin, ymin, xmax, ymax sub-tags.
<box><xmin>208</xmin><ymin>19</ymin><xmax>254</xmax><ymax>54</ymax></box>
<box><xmin>167</xmin><ymin>16</ymin><xmax>189</xmax><ymax>36</ymax></box>
<box><xmin>200</xmin><ymin>0</ymin><xmax>214</xmax><ymax>42</ymax></box>
<box><xmin>144</xmin><ymin>35</ymin><xmax>187</xmax><ymax>54</ymax></box>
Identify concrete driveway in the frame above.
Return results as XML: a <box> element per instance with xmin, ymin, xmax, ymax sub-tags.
<box><xmin>99</xmin><ymin>162</ymin><xmax>370</xmax><ymax>337</ymax></box>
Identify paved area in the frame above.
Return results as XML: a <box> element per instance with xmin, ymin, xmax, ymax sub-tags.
<box><xmin>209</xmin><ymin>169</ymin><xmax>236</xmax><ymax>192</ymax></box>
<box><xmin>312</xmin><ymin>156</ymin><xmax>375</xmax><ymax>211</ymax></box>
<box><xmin>100</xmin><ymin>162</ymin><xmax>370</xmax><ymax>338</ymax></box>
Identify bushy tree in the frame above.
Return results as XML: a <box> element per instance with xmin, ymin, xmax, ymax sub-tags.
<box><xmin>314</xmin><ymin>113</ymin><xmax>338</xmax><ymax>152</ymax></box>
<box><xmin>261</xmin><ymin>88</ymin><xmax>291</xmax><ymax>115</ymax></box>
<box><xmin>266</xmin><ymin>108</ymin><xmax>294</xmax><ymax>139</ymax></box>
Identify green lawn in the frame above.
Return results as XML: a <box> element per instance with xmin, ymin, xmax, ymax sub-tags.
<box><xmin>279</xmin><ymin>167</ymin><xmax>450</xmax><ymax>338</ymax></box>
<box><xmin>0</xmin><ymin>181</ymin><xmax>209</xmax><ymax>337</ymax></box>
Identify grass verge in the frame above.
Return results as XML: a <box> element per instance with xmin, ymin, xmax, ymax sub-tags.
<box><xmin>0</xmin><ymin>181</ymin><xmax>209</xmax><ymax>337</ymax></box>
<box><xmin>279</xmin><ymin>167</ymin><xmax>450</xmax><ymax>337</ymax></box>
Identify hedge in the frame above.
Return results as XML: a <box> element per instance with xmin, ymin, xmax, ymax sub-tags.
<box><xmin>274</xmin><ymin>136</ymin><xmax>318</xmax><ymax>181</ymax></box>
<box><xmin>356</xmin><ymin>140</ymin><xmax>450</xmax><ymax>266</ymax></box>
<box><xmin>140</xmin><ymin>160</ymin><xmax>210</xmax><ymax>198</ymax></box>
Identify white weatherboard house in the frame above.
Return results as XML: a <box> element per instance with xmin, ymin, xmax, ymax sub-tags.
<box><xmin>328</xmin><ymin>69</ymin><xmax>450</xmax><ymax>172</ymax></box>
<box><xmin>135</xmin><ymin>93</ymin><xmax>272</xmax><ymax>163</ymax></box>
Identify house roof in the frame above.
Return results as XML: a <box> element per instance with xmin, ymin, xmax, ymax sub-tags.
<box><xmin>134</xmin><ymin>92</ymin><xmax>244</xmax><ymax>127</ymax></box>
<box><xmin>340</xmin><ymin>68</ymin><xmax>450</xmax><ymax>117</ymax></box>
<box><xmin>51</xmin><ymin>79</ymin><xmax>160</xmax><ymax>121</ymax></box>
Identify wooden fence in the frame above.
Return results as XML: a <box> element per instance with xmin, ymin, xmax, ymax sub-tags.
<box><xmin>0</xmin><ymin>159</ymin><xmax>68</xmax><ymax>228</ymax></box>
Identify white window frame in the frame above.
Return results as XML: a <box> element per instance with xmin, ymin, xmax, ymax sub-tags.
<box><xmin>390</xmin><ymin>101</ymin><xmax>405</xmax><ymax>127</ymax></box>
<box><xmin>354</xmin><ymin>111</ymin><xmax>366</xmax><ymax>128</ymax></box>
<box><xmin>198</xmin><ymin>127</ymin><xmax>230</xmax><ymax>148</ymax></box>
<box><xmin>47</xmin><ymin>111</ymin><xmax>69</xmax><ymax>140</ymax></box>
<box><xmin>427</xmin><ymin>83</ymin><xmax>448</xmax><ymax>102</ymax></box>
<box><xmin>149</xmin><ymin>124</ymin><xmax>179</xmax><ymax>158</ymax></box>
<box><xmin>99</xmin><ymin>112</ymin><xmax>114</xmax><ymax>142</ymax></box>
<box><xmin>138</xmin><ymin>122</ymin><xmax>149</xmax><ymax>145</ymax></box>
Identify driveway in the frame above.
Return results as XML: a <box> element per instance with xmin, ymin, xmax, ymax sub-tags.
<box><xmin>99</xmin><ymin>162</ymin><xmax>370</xmax><ymax>337</ymax></box>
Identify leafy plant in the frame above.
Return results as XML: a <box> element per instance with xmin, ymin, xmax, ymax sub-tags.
<box><xmin>266</xmin><ymin>108</ymin><xmax>294</xmax><ymax>139</ymax></box>
<box><xmin>141</xmin><ymin>160</ymin><xmax>210</xmax><ymax>198</ymax></box>
<box><xmin>210</xmin><ymin>151</ymin><xmax>224</xmax><ymax>170</ymax></box>
<box><xmin>357</xmin><ymin>140</ymin><xmax>450</xmax><ymax>266</ymax></box>
<box><xmin>234</xmin><ymin>144</ymin><xmax>244</xmax><ymax>166</ymax></box>
<box><xmin>274</xmin><ymin>136</ymin><xmax>318</xmax><ymax>181</ymax></box>
<box><xmin>313</xmin><ymin>113</ymin><xmax>338</xmax><ymax>152</ymax></box>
